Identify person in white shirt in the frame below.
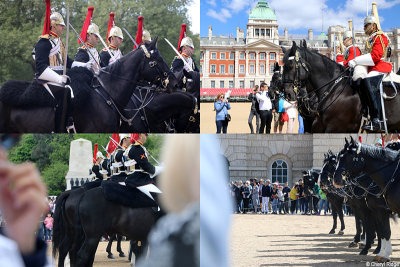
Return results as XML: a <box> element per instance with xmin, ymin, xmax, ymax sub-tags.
<box><xmin>256</xmin><ymin>83</ymin><xmax>273</xmax><ymax>134</ymax></box>
<box><xmin>283</xmin><ymin>100</ymin><xmax>297</xmax><ymax>134</ymax></box>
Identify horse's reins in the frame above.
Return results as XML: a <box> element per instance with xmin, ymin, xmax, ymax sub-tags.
<box><xmin>285</xmin><ymin>50</ymin><xmax>351</xmax><ymax>115</ymax></box>
<box><xmin>94</xmin><ymin>46</ymin><xmax>171</xmax><ymax>129</ymax></box>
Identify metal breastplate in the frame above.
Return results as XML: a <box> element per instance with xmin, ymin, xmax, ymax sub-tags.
<box><xmin>49</xmin><ymin>38</ymin><xmax>64</xmax><ymax>73</ymax></box>
<box><xmin>86</xmin><ymin>47</ymin><xmax>100</xmax><ymax>73</ymax></box>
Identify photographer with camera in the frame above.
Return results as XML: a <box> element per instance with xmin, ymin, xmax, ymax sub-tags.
<box><xmin>214</xmin><ymin>93</ymin><xmax>231</xmax><ymax>134</ymax></box>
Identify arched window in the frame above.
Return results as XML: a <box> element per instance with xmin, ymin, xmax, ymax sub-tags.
<box><xmin>271</xmin><ymin>160</ymin><xmax>288</xmax><ymax>184</ymax></box>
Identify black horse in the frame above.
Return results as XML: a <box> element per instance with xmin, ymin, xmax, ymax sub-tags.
<box><xmin>334</xmin><ymin>137</ymin><xmax>399</xmax><ymax>262</ymax></box>
<box><xmin>71</xmin><ymin>181</ymin><xmax>164</xmax><ymax>267</ymax></box>
<box><xmin>0</xmin><ymin>38</ymin><xmax>180</xmax><ymax>133</ymax></box>
<box><xmin>317</xmin><ymin>156</ymin><xmax>345</xmax><ymax>235</ymax></box>
<box><xmin>52</xmin><ymin>180</ymin><xmax>126</xmax><ymax>266</ymax></box>
<box><xmin>281</xmin><ymin>41</ymin><xmax>400</xmax><ymax>133</ymax></box>
<box><xmin>320</xmin><ymin>151</ymin><xmax>380</xmax><ymax>254</ymax></box>
<box><xmin>302</xmin><ymin>170</ymin><xmax>319</xmax><ymax>214</ymax></box>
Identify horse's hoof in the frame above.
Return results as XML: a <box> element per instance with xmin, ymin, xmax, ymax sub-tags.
<box><xmin>359</xmin><ymin>244</ymin><xmax>365</xmax><ymax>249</ymax></box>
<box><xmin>348</xmin><ymin>242</ymin><xmax>358</xmax><ymax>248</ymax></box>
<box><xmin>329</xmin><ymin>230</ymin><xmax>335</xmax><ymax>234</ymax></box>
<box><xmin>108</xmin><ymin>254</ymin><xmax>115</xmax><ymax>259</ymax></box>
<box><xmin>373</xmin><ymin>256</ymin><xmax>382</xmax><ymax>262</ymax></box>
<box><xmin>338</xmin><ymin>230</ymin><xmax>344</xmax><ymax>235</ymax></box>
<box><xmin>119</xmin><ymin>252</ymin><xmax>126</xmax><ymax>257</ymax></box>
<box><xmin>373</xmin><ymin>247</ymin><xmax>381</xmax><ymax>254</ymax></box>
<box><xmin>359</xmin><ymin>249</ymin><xmax>368</xmax><ymax>255</ymax></box>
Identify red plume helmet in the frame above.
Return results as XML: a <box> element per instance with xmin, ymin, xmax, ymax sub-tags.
<box><xmin>79</xmin><ymin>6</ymin><xmax>94</xmax><ymax>44</ymax></box>
<box><xmin>177</xmin><ymin>24</ymin><xmax>187</xmax><ymax>50</ymax></box>
<box><xmin>134</xmin><ymin>16</ymin><xmax>144</xmax><ymax>49</ymax></box>
<box><xmin>106</xmin><ymin>12</ymin><xmax>115</xmax><ymax>45</ymax></box>
<box><xmin>42</xmin><ymin>0</ymin><xmax>51</xmax><ymax>36</ymax></box>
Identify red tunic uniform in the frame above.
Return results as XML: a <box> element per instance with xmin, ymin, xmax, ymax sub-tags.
<box><xmin>336</xmin><ymin>54</ymin><xmax>344</xmax><ymax>64</ymax></box>
<box><xmin>367</xmin><ymin>31</ymin><xmax>392</xmax><ymax>73</ymax></box>
<box><xmin>343</xmin><ymin>46</ymin><xmax>362</xmax><ymax>68</ymax></box>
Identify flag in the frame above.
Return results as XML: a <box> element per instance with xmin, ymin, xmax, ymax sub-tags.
<box><xmin>106</xmin><ymin>133</ymin><xmax>120</xmax><ymax>154</ymax></box>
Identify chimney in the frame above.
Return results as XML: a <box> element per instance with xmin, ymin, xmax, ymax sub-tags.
<box><xmin>308</xmin><ymin>29</ymin><xmax>313</xmax><ymax>41</ymax></box>
<box><xmin>208</xmin><ymin>26</ymin><xmax>212</xmax><ymax>40</ymax></box>
<box><xmin>284</xmin><ymin>27</ymin><xmax>288</xmax><ymax>39</ymax></box>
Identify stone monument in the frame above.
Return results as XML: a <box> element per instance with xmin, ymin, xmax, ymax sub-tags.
<box><xmin>65</xmin><ymin>138</ymin><xmax>93</xmax><ymax>190</ymax></box>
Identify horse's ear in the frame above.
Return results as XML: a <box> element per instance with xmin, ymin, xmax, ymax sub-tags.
<box><xmin>350</xmin><ymin>136</ymin><xmax>355</xmax><ymax>144</ymax></box>
<box><xmin>345</xmin><ymin>137</ymin><xmax>349</xmax><ymax>146</ymax></box>
<box><xmin>302</xmin><ymin>39</ymin><xmax>307</xmax><ymax>48</ymax></box>
<box><xmin>290</xmin><ymin>41</ymin><xmax>297</xmax><ymax>55</ymax></box>
<box><xmin>149</xmin><ymin>36</ymin><xmax>158</xmax><ymax>50</ymax></box>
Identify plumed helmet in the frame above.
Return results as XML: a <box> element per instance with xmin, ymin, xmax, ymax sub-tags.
<box><xmin>180</xmin><ymin>36</ymin><xmax>194</xmax><ymax>50</ymax></box>
<box><xmin>50</xmin><ymin>12</ymin><xmax>65</xmax><ymax>27</ymax></box>
<box><xmin>96</xmin><ymin>151</ymin><xmax>104</xmax><ymax>159</ymax></box>
<box><xmin>87</xmin><ymin>23</ymin><xmax>100</xmax><ymax>37</ymax></box>
<box><xmin>109</xmin><ymin>26</ymin><xmax>123</xmax><ymax>40</ymax></box>
<box><xmin>364</xmin><ymin>15</ymin><xmax>376</xmax><ymax>26</ymax></box>
<box><xmin>343</xmin><ymin>30</ymin><xmax>352</xmax><ymax>40</ymax></box>
<box><xmin>143</xmin><ymin>30</ymin><xmax>152</xmax><ymax>42</ymax></box>
<box><xmin>119</xmin><ymin>134</ymin><xmax>130</xmax><ymax>144</ymax></box>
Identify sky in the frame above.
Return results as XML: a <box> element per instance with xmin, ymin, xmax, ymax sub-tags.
<box><xmin>188</xmin><ymin>0</ymin><xmax>200</xmax><ymax>34</ymax></box>
<box><xmin>200</xmin><ymin>0</ymin><xmax>400</xmax><ymax>37</ymax></box>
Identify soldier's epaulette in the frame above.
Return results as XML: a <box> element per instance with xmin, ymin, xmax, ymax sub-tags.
<box><xmin>102</xmin><ymin>48</ymin><xmax>108</xmax><ymax>51</ymax></box>
<box><xmin>78</xmin><ymin>46</ymin><xmax>87</xmax><ymax>50</ymax></box>
<box><xmin>39</xmin><ymin>34</ymin><xmax>50</xmax><ymax>40</ymax></box>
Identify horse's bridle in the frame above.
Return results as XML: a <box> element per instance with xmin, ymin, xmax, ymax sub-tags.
<box><xmin>283</xmin><ymin>51</ymin><xmax>309</xmax><ymax>95</ymax></box>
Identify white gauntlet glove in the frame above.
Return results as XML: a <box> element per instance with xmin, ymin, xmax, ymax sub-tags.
<box><xmin>150</xmin><ymin>165</ymin><xmax>164</xmax><ymax>178</ymax></box>
<box><xmin>72</xmin><ymin>61</ymin><xmax>94</xmax><ymax>70</ymax></box>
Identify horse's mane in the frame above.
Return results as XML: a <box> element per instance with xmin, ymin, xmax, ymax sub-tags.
<box><xmin>303</xmin><ymin>48</ymin><xmax>345</xmax><ymax>75</ymax></box>
<box><xmin>360</xmin><ymin>143</ymin><xmax>400</xmax><ymax>162</ymax></box>
<box><xmin>102</xmin><ymin>49</ymin><xmax>139</xmax><ymax>75</ymax></box>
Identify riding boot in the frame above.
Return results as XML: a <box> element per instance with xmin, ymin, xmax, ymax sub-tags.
<box><xmin>361</xmin><ymin>75</ymin><xmax>385</xmax><ymax>132</ymax></box>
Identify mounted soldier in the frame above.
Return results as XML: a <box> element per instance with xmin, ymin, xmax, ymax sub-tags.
<box><xmin>110</xmin><ymin>134</ymin><xmax>131</xmax><ymax>181</ymax></box>
<box><xmin>91</xmin><ymin>151</ymin><xmax>109</xmax><ymax>180</ymax></box>
<box><xmin>171</xmin><ymin>24</ymin><xmax>199</xmax><ymax>74</ymax></box>
<box><xmin>72</xmin><ymin>7</ymin><xmax>101</xmax><ymax>74</ymax></box>
<box><xmin>32</xmin><ymin>0</ymin><xmax>74</xmax><ymax>132</ymax></box>
<box><xmin>342</xmin><ymin>29</ymin><xmax>361</xmax><ymax>68</ymax></box>
<box><xmin>124</xmin><ymin>134</ymin><xmax>163</xmax><ymax>201</ymax></box>
<box><xmin>348</xmin><ymin>3</ymin><xmax>393</xmax><ymax>132</ymax></box>
<box><xmin>100</xmin><ymin>13</ymin><xmax>124</xmax><ymax>67</ymax></box>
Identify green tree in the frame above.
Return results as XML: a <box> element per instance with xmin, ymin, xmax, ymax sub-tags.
<box><xmin>41</xmin><ymin>161</ymin><xmax>69</xmax><ymax>195</ymax></box>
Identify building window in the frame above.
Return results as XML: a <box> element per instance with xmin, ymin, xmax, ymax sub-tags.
<box><xmin>230</xmin><ymin>52</ymin><xmax>235</xmax><ymax>60</ymax></box>
<box><xmin>250</xmin><ymin>80</ymin><xmax>255</xmax><ymax>88</ymax></box>
<box><xmin>200</xmin><ymin>64</ymin><xmax>203</xmax><ymax>74</ymax></box>
<box><xmin>240</xmin><ymin>52</ymin><xmax>245</xmax><ymax>59</ymax></box>
<box><xmin>220</xmin><ymin>81</ymin><xmax>224</xmax><ymax>88</ymax></box>
<box><xmin>270</xmin><ymin>53</ymin><xmax>276</xmax><ymax>60</ymax></box>
<box><xmin>200</xmin><ymin>52</ymin><xmax>203</xmax><ymax>60</ymax></box>
<box><xmin>229</xmin><ymin>81</ymin><xmax>234</xmax><ymax>88</ymax></box>
<box><xmin>255</xmin><ymin>29</ymin><xmax>259</xmax><ymax>36</ymax></box>
<box><xmin>220</xmin><ymin>65</ymin><xmax>225</xmax><ymax>74</ymax></box>
<box><xmin>271</xmin><ymin>160</ymin><xmax>288</xmax><ymax>184</ymax></box>
<box><xmin>260</xmin><ymin>64</ymin><xmax>265</xmax><ymax>74</ymax></box>
<box><xmin>250</xmin><ymin>53</ymin><xmax>255</xmax><ymax>60</ymax></box>
<box><xmin>250</xmin><ymin>64</ymin><xmax>255</xmax><ymax>74</ymax></box>
<box><xmin>261</xmin><ymin>29</ymin><xmax>265</xmax><ymax>36</ymax></box>
<box><xmin>211</xmin><ymin>80</ymin><xmax>215</xmax><ymax>88</ymax></box>
<box><xmin>221</xmin><ymin>53</ymin><xmax>226</xmax><ymax>60</ymax></box>
<box><xmin>239</xmin><ymin>65</ymin><xmax>245</xmax><ymax>73</ymax></box>
<box><xmin>240</xmin><ymin>80</ymin><xmax>244</xmax><ymax>88</ymax></box>
<box><xmin>266</xmin><ymin>29</ymin><xmax>270</xmax><ymax>37</ymax></box>
<box><xmin>211</xmin><ymin>52</ymin><xmax>216</xmax><ymax>59</ymax></box>
<box><xmin>270</xmin><ymin>63</ymin><xmax>275</xmax><ymax>74</ymax></box>
<box><xmin>211</xmin><ymin>65</ymin><xmax>216</xmax><ymax>74</ymax></box>
<box><xmin>229</xmin><ymin>65</ymin><xmax>234</xmax><ymax>74</ymax></box>
<box><xmin>260</xmin><ymin>53</ymin><xmax>265</xmax><ymax>60</ymax></box>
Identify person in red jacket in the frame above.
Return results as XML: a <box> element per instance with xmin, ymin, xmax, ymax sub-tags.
<box><xmin>335</xmin><ymin>41</ymin><xmax>344</xmax><ymax>65</ymax></box>
<box><xmin>342</xmin><ymin>30</ymin><xmax>362</xmax><ymax>67</ymax></box>
<box><xmin>348</xmin><ymin>15</ymin><xmax>392</xmax><ymax>132</ymax></box>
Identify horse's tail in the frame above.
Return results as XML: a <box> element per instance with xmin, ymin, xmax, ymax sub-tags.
<box><xmin>52</xmin><ymin>191</ymin><xmax>70</xmax><ymax>259</ymax></box>
<box><xmin>70</xmin><ymin>191</ymin><xmax>87</xmax><ymax>263</ymax></box>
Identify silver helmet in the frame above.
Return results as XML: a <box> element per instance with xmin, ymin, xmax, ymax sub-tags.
<box><xmin>87</xmin><ymin>23</ymin><xmax>100</xmax><ymax>37</ymax></box>
<box><xmin>180</xmin><ymin>36</ymin><xmax>194</xmax><ymax>50</ymax></box>
<box><xmin>109</xmin><ymin>26</ymin><xmax>124</xmax><ymax>40</ymax></box>
<box><xmin>364</xmin><ymin>15</ymin><xmax>376</xmax><ymax>26</ymax></box>
<box><xmin>50</xmin><ymin>12</ymin><xmax>65</xmax><ymax>27</ymax></box>
<box><xmin>343</xmin><ymin>30</ymin><xmax>352</xmax><ymax>40</ymax></box>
